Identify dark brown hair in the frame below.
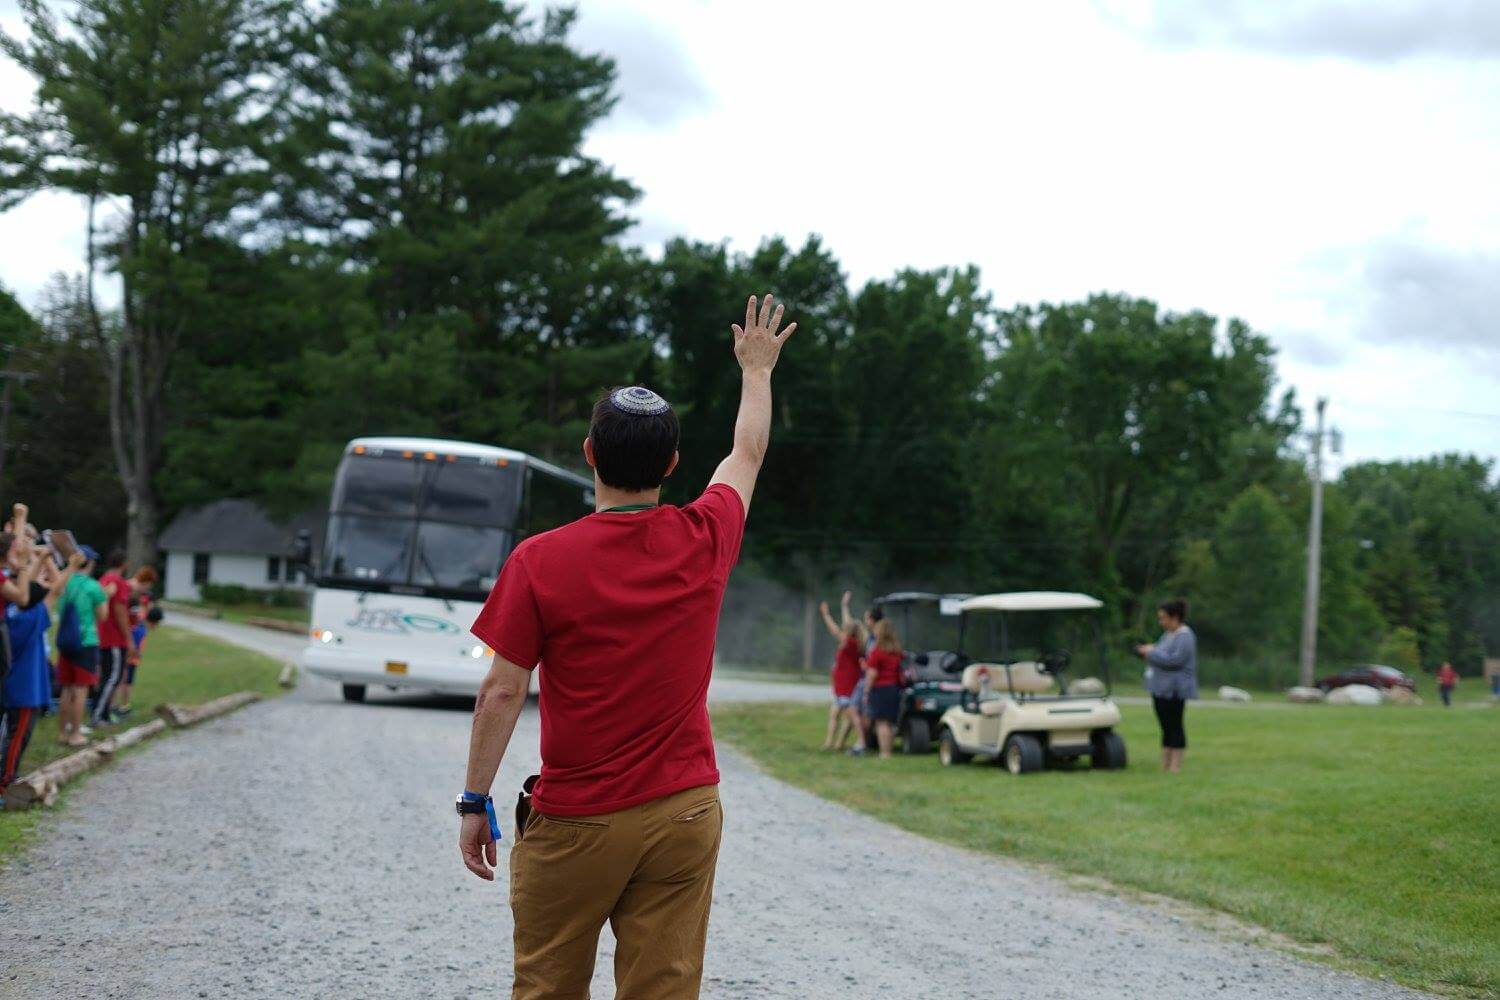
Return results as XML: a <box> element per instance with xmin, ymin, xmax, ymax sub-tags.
<box><xmin>588</xmin><ymin>388</ymin><xmax>680</xmax><ymax>491</ymax></box>
<box><xmin>1158</xmin><ymin>598</ymin><xmax>1188</xmax><ymax>623</ymax></box>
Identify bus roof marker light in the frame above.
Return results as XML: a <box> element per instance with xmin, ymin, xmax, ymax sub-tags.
<box><xmin>402</xmin><ymin>450</ymin><xmax>414</xmax><ymax>458</ymax></box>
<box><xmin>423</xmin><ymin>451</ymin><xmax>437</xmax><ymax>461</ymax></box>
<box><xmin>352</xmin><ymin>445</ymin><xmax>367</xmax><ymax>455</ymax></box>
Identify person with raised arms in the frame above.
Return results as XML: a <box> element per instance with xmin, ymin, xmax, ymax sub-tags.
<box><xmin>457</xmin><ymin>294</ymin><xmax>795</xmax><ymax>999</ymax></box>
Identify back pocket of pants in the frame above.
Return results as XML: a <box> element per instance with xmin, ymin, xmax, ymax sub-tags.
<box><xmin>670</xmin><ymin>799</ymin><xmax>719</xmax><ymax>824</ymax></box>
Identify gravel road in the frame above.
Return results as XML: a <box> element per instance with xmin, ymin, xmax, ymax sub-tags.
<box><xmin>0</xmin><ymin>618</ymin><xmax>1434</xmax><ymax>999</ymax></box>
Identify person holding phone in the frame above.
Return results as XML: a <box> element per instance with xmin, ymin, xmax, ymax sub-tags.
<box><xmin>2</xmin><ymin>537</ymin><xmax>80</xmax><ymax>793</ymax></box>
<box><xmin>1134</xmin><ymin>598</ymin><xmax>1198</xmax><ymax>773</ymax></box>
<box><xmin>55</xmin><ymin>544</ymin><xmax>108</xmax><ymax>745</ymax></box>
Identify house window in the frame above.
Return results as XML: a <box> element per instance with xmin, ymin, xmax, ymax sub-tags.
<box><xmin>267</xmin><ymin>556</ymin><xmax>282</xmax><ymax>583</ymax></box>
<box><xmin>192</xmin><ymin>553</ymin><xmax>211</xmax><ymax>585</ymax></box>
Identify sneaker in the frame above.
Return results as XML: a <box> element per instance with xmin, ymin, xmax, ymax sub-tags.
<box><xmin>77</xmin><ymin>725</ymin><xmax>94</xmax><ymax>737</ymax></box>
<box><xmin>846</xmin><ymin>746</ymin><xmax>866</xmax><ymax>757</ymax></box>
<box><xmin>116</xmin><ymin>706</ymin><xmax>133</xmax><ymax>718</ymax></box>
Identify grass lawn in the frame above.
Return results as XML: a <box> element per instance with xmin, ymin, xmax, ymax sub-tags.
<box><xmin>1</xmin><ymin>626</ymin><xmax>286</xmax><ymax>861</ymax></box>
<box><xmin>713</xmin><ymin>699</ymin><xmax>1500</xmax><ymax>997</ymax></box>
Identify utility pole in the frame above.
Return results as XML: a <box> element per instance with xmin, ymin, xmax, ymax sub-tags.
<box><xmin>0</xmin><ymin>368</ymin><xmax>37</xmax><ymax>503</ymax></box>
<box><xmin>1298</xmin><ymin>397</ymin><xmax>1328</xmax><ymax>688</ymax></box>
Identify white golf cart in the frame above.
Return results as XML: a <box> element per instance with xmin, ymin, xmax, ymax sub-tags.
<box><xmin>935</xmin><ymin>592</ymin><xmax>1127</xmax><ymax>774</ymax></box>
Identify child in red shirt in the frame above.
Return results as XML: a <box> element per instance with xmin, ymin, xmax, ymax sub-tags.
<box><xmin>818</xmin><ymin>591</ymin><xmax>864</xmax><ymax>751</ymax></box>
<box><xmin>861</xmin><ymin>619</ymin><xmax>906</xmax><ymax>758</ymax></box>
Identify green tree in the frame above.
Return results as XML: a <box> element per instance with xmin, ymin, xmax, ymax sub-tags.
<box><xmin>280</xmin><ymin>0</ymin><xmax>642</xmax><ymax>463</ymax></box>
<box><xmin>1345</xmin><ymin>456</ymin><xmax>1499</xmax><ymax>670</ymax></box>
<box><xmin>988</xmin><ymin>296</ymin><xmax>1288</xmax><ymax>616</ymax></box>
<box><xmin>1</xmin><ymin>0</ymin><xmax>295</xmax><ymax>563</ymax></box>
<box><xmin>0</xmin><ymin>276</ymin><xmax>127</xmax><ymax>546</ymax></box>
<box><xmin>1201</xmin><ymin>485</ymin><xmax>1302</xmax><ymax>658</ymax></box>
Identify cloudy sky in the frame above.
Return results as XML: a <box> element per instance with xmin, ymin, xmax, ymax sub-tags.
<box><xmin>3</xmin><ymin>0</ymin><xmax>1497</xmax><ymax>470</ymax></box>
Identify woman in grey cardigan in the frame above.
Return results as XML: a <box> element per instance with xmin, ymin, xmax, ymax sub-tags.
<box><xmin>1134</xmin><ymin>598</ymin><xmax>1197</xmax><ymax>773</ymax></box>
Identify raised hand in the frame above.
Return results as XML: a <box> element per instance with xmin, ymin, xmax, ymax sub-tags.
<box><xmin>731</xmin><ymin>294</ymin><xmax>796</xmax><ymax>375</ymax></box>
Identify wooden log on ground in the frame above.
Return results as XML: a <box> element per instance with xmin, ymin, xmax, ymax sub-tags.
<box><xmin>243</xmin><ymin>616</ymin><xmax>308</xmax><ymax>635</ymax></box>
<box><xmin>4</xmin><ymin>717</ymin><xmax>172</xmax><ymax>808</ymax></box>
<box><xmin>7</xmin><ymin>697</ymin><xmax>256</xmax><ymax>810</ymax></box>
<box><xmin>155</xmin><ymin>690</ymin><xmax>262</xmax><ymax>729</ymax></box>
<box><xmin>97</xmin><ymin>718</ymin><xmax>168</xmax><ymax>755</ymax></box>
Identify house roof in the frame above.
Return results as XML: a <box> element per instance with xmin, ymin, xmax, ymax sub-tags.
<box><xmin>159</xmin><ymin>499</ymin><xmax>324</xmax><ymax>557</ymax></box>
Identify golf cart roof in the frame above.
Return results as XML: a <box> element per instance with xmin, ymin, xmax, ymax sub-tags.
<box><xmin>874</xmin><ymin>591</ymin><xmax>972</xmax><ymax>605</ymax></box>
<box><xmin>959</xmin><ymin>592</ymin><xmax>1104</xmax><ymax>613</ymax></box>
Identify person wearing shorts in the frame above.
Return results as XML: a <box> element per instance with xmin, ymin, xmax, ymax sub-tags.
<box><xmin>818</xmin><ymin>591</ymin><xmax>864</xmax><ymax>751</ymax></box>
<box><xmin>56</xmin><ymin>545</ymin><xmax>107</xmax><ymax>746</ymax></box>
<box><xmin>861</xmin><ymin>618</ymin><xmax>905</xmax><ymax>759</ymax></box>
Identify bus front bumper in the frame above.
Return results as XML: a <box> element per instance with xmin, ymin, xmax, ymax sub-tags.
<box><xmin>300</xmin><ymin>645</ymin><xmax>491</xmax><ymax>695</ymax></box>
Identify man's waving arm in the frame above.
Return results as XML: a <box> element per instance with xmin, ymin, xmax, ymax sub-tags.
<box><xmin>709</xmin><ymin>294</ymin><xmax>796</xmax><ymax>515</ymax></box>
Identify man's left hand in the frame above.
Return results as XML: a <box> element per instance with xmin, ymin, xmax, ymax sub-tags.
<box><xmin>1135</xmin><ymin>644</ymin><xmax>1153</xmax><ymax>657</ymax></box>
<box><xmin>460</xmin><ymin>813</ymin><xmax>498</xmax><ymax>881</ymax></box>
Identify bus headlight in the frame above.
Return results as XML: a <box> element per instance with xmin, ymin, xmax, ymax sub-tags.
<box><xmin>312</xmin><ymin>628</ymin><xmax>338</xmax><ymax>645</ymax></box>
<box><xmin>469</xmin><ymin>644</ymin><xmax>491</xmax><ymax>659</ymax></box>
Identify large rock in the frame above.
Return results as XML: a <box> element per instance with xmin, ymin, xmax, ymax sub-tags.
<box><xmin>1286</xmin><ymin>686</ymin><xmax>1325</xmax><ymax>704</ymax></box>
<box><xmin>1069</xmin><ymin>676</ymin><xmax>1105</xmax><ymax>696</ymax></box>
<box><xmin>1384</xmin><ymin>686</ymin><xmax>1424</xmax><ymax>706</ymax></box>
<box><xmin>1326</xmin><ymin>683</ymin><xmax>1384</xmax><ymax>706</ymax></box>
<box><xmin>1218</xmin><ymin>685</ymin><xmax>1252</xmax><ymax>702</ymax></box>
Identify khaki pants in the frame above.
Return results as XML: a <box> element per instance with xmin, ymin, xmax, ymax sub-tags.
<box><xmin>510</xmin><ymin>784</ymin><xmax>723</xmax><ymax>1000</ymax></box>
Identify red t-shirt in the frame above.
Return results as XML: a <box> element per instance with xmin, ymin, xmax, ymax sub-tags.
<box><xmin>98</xmin><ymin>571</ymin><xmax>133</xmax><ymax>648</ymax></box>
<box><xmin>832</xmin><ymin>635</ymin><xmax>862</xmax><ymax>697</ymax></box>
<box><xmin>471</xmin><ymin>484</ymin><xmax>746</xmax><ymax>817</ymax></box>
<box><xmin>865</xmin><ymin>647</ymin><xmax>904</xmax><ymax>688</ymax></box>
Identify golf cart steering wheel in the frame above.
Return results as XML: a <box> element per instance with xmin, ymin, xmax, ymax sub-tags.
<box><xmin>1039</xmin><ymin>648</ymin><xmax>1071</xmax><ymax>674</ymax></box>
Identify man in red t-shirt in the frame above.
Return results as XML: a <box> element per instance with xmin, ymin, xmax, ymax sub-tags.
<box><xmin>459</xmin><ymin>294</ymin><xmax>796</xmax><ymax>999</ymax></box>
<box><xmin>92</xmin><ymin>549</ymin><xmax>137</xmax><ymax>725</ymax></box>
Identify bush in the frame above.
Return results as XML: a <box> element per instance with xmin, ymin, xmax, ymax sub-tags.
<box><xmin>198</xmin><ymin>583</ymin><xmax>309</xmax><ymax>609</ymax></box>
<box><xmin>1376</xmin><ymin>626</ymin><xmax>1422</xmax><ymax>672</ymax></box>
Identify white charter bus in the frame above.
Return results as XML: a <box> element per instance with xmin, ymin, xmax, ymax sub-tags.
<box><xmin>299</xmin><ymin>437</ymin><xmax>594</xmax><ymax>702</ymax></box>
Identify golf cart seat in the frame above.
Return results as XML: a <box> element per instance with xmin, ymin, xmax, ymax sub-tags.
<box><xmin>961</xmin><ymin>662</ymin><xmax>1056</xmax><ymax>696</ymax></box>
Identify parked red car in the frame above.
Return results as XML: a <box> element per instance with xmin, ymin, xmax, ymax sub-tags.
<box><xmin>1316</xmin><ymin>664</ymin><xmax>1418</xmax><ymax>693</ymax></box>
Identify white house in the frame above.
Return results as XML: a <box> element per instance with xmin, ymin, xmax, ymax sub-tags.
<box><xmin>158</xmin><ymin>499</ymin><xmax>323</xmax><ymax>602</ymax></box>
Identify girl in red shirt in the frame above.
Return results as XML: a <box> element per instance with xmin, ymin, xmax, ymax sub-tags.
<box><xmin>861</xmin><ymin>619</ymin><xmax>905</xmax><ymax>759</ymax></box>
<box><xmin>818</xmin><ymin>593</ymin><xmax>864</xmax><ymax>751</ymax></box>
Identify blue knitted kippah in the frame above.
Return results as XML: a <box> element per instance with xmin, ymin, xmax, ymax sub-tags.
<box><xmin>610</xmin><ymin>386</ymin><xmax>670</xmax><ymax>415</ymax></box>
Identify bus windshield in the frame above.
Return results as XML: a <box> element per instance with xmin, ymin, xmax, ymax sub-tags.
<box><xmin>322</xmin><ymin>453</ymin><xmax>522</xmax><ymax>597</ymax></box>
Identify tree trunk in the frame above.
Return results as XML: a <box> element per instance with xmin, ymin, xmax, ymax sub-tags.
<box><xmin>126</xmin><ymin>486</ymin><xmax>159</xmax><ymax>570</ymax></box>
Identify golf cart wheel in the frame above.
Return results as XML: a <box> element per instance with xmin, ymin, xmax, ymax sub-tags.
<box><xmin>341</xmin><ymin>684</ymin><xmax>367</xmax><ymax>704</ymax></box>
<box><xmin>903</xmin><ymin>717</ymin><xmax>932</xmax><ymax>755</ymax></box>
<box><xmin>938</xmin><ymin>729</ymin><xmax>971</xmax><ymax>766</ymax></box>
<box><xmin>1003</xmin><ymin>734</ymin><xmax>1044</xmax><ymax>775</ymax></box>
<box><xmin>1091</xmin><ymin>730</ymin><xmax>1127</xmax><ymax>770</ymax></box>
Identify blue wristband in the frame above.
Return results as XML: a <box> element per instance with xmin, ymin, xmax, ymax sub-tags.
<box><xmin>461</xmin><ymin>790</ymin><xmax>502</xmax><ymax>842</ymax></box>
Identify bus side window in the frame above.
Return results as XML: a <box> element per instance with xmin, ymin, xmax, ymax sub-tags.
<box><xmin>527</xmin><ymin>466</ymin><xmax>590</xmax><ymax>537</ymax></box>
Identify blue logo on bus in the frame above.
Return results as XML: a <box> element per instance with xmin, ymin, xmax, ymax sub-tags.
<box><xmin>346</xmin><ymin>608</ymin><xmax>460</xmax><ymax>635</ymax></box>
